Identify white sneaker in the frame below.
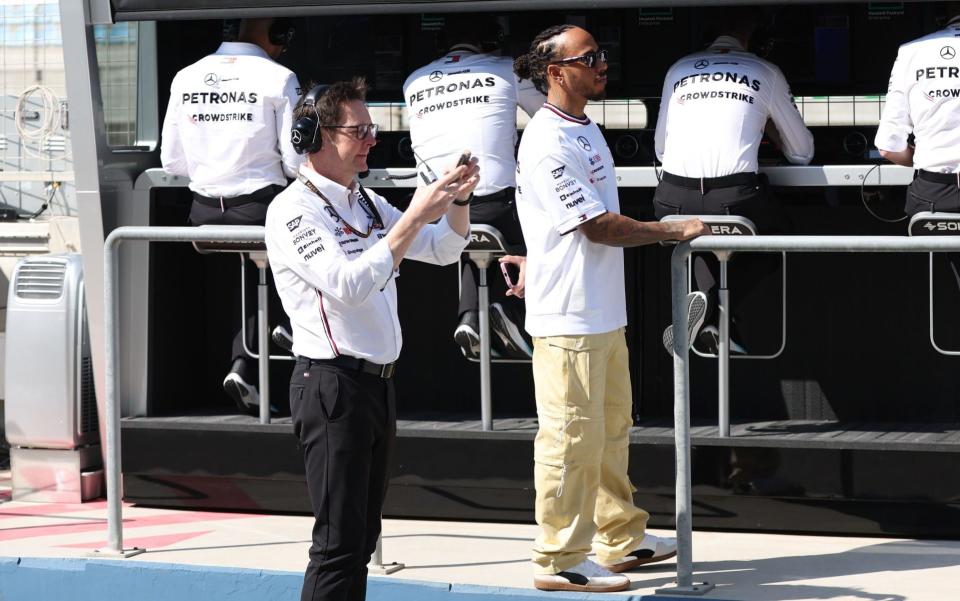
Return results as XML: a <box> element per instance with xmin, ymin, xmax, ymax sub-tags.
<box><xmin>600</xmin><ymin>533</ymin><xmax>678</xmax><ymax>573</ymax></box>
<box><xmin>662</xmin><ymin>291</ymin><xmax>708</xmax><ymax>356</ymax></box>
<box><xmin>533</xmin><ymin>558</ymin><xmax>630</xmax><ymax>593</ymax></box>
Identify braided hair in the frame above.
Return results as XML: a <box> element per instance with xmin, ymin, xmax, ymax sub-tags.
<box><xmin>513</xmin><ymin>25</ymin><xmax>574</xmax><ymax>95</ymax></box>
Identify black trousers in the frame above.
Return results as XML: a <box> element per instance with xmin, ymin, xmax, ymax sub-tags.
<box><xmin>905</xmin><ymin>175</ymin><xmax>960</xmax><ymax>291</ymax></box>
<box><xmin>190</xmin><ymin>186</ymin><xmax>287</xmax><ymax>369</ymax></box>
<box><xmin>290</xmin><ymin>358</ymin><xmax>397</xmax><ymax>601</ymax></box>
<box><xmin>653</xmin><ymin>176</ymin><xmax>787</xmax><ymax>339</ymax></box>
<box><xmin>458</xmin><ymin>191</ymin><xmax>527</xmax><ymax>320</ymax></box>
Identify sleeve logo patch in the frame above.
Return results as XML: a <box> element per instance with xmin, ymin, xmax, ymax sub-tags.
<box><xmin>286</xmin><ymin>215</ymin><xmax>303</xmax><ymax>232</ymax></box>
<box><xmin>551</xmin><ymin>166</ymin><xmax>566</xmax><ymax>179</ymax></box>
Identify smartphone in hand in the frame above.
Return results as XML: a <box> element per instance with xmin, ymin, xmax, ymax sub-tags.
<box><xmin>500</xmin><ymin>261</ymin><xmax>520</xmax><ymax>288</ymax></box>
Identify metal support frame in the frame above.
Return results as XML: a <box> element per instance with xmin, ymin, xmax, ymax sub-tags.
<box><xmin>103</xmin><ymin>226</ymin><xmax>264</xmax><ymax>556</ymax></box>
<box><xmin>459</xmin><ymin>224</ymin><xmax>531</xmax><ymax>431</ymax></box>
<box><xmin>907</xmin><ymin>211</ymin><xmax>960</xmax><ymax>356</ymax></box>
<box><xmin>662</xmin><ymin>214</ymin><xmax>786</xmax><ymax>437</ymax></box>
<box><xmin>665</xmin><ymin>234</ymin><xmax>960</xmax><ymax>594</ymax></box>
<box><xmin>240</xmin><ymin>255</ymin><xmax>295</xmax><ymax>362</ymax></box>
<box><xmin>368</xmin><ymin>526</ymin><xmax>405</xmax><ymax>575</ymax></box>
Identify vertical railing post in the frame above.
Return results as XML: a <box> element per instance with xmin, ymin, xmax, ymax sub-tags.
<box><xmin>96</xmin><ymin>232</ymin><xmax>144</xmax><ymax>558</ymax></box>
<box><xmin>718</xmin><ymin>255</ymin><xmax>731</xmax><ymax>437</ymax></box>
<box><xmin>656</xmin><ymin>242</ymin><xmax>713</xmax><ymax>595</ymax></box>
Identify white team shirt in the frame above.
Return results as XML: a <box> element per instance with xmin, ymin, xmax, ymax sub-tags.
<box><xmin>403</xmin><ymin>46</ymin><xmax>544</xmax><ymax>196</ymax></box>
<box><xmin>161</xmin><ymin>42</ymin><xmax>303</xmax><ymax>198</ymax></box>
<box><xmin>515</xmin><ymin>104</ymin><xmax>627</xmax><ymax>337</ymax></box>
<box><xmin>655</xmin><ymin>36</ymin><xmax>814</xmax><ymax>178</ymax></box>
<box><xmin>876</xmin><ymin>16</ymin><xmax>960</xmax><ymax>173</ymax></box>
<box><xmin>265</xmin><ymin>165</ymin><xmax>468</xmax><ymax>364</ymax></box>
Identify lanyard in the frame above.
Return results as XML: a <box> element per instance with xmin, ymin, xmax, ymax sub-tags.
<box><xmin>298</xmin><ymin>174</ymin><xmax>384</xmax><ymax>238</ymax></box>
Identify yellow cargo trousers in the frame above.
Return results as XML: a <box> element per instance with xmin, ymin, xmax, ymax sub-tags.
<box><xmin>530</xmin><ymin>328</ymin><xmax>650</xmax><ymax>574</ymax></box>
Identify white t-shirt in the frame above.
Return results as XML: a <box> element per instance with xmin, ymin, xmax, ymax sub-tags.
<box><xmin>516</xmin><ymin>103</ymin><xmax>627</xmax><ymax>337</ymax></box>
<box><xmin>265</xmin><ymin>165</ymin><xmax>467</xmax><ymax>364</ymax></box>
<box><xmin>655</xmin><ymin>36</ymin><xmax>814</xmax><ymax>178</ymax></box>
<box><xmin>403</xmin><ymin>46</ymin><xmax>544</xmax><ymax>196</ymax></box>
<box><xmin>161</xmin><ymin>42</ymin><xmax>303</xmax><ymax>198</ymax></box>
<box><xmin>875</xmin><ymin>16</ymin><xmax>960</xmax><ymax>173</ymax></box>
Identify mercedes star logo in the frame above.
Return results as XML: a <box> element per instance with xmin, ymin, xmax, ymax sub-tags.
<box><xmin>694</xmin><ymin>59</ymin><xmax>710</xmax><ymax>70</ymax></box>
<box><xmin>429</xmin><ymin>70</ymin><xmax>443</xmax><ymax>82</ymax></box>
<box><xmin>942</xmin><ymin>46</ymin><xmax>956</xmax><ymax>60</ymax></box>
<box><xmin>576</xmin><ymin>136</ymin><xmax>592</xmax><ymax>151</ymax></box>
<box><xmin>204</xmin><ymin>73</ymin><xmax>219</xmax><ymax>86</ymax></box>
<box><xmin>291</xmin><ymin>130</ymin><xmax>302</xmax><ymax>144</ymax></box>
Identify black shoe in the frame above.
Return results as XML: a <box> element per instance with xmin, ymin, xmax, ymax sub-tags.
<box><xmin>490</xmin><ymin>303</ymin><xmax>532</xmax><ymax>359</ymax></box>
<box><xmin>223</xmin><ymin>359</ymin><xmax>260</xmax><ymax>415</ymax></box>
<box><xmin>696</xmin><ymin>325</ymin><xmax>748</xmax><ymax>355</ymax></box>
<box><xmin>454</xmin><ymin>312</ymin><xmax>480</xmax><ymax>359</ymax></box>
<box><xmin>271</xmin><ymin>325</ymin><xmax>294</xmax><ymax>353</ymax></box>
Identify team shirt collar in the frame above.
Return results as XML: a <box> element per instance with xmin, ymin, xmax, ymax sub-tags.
<box><xmin>709</xmin><ymin>35</ymin><xmax>746</xmax><ymax>52</ymax></box>
<box><xmin>448</xmin><ymin>43</ymin><xmax>483</xmax><ymax>55</ymax></box>
<box><xmin>298</xmin><ymin>164</ymin><xmax>357</xmax><ymax>210</ymax></box>
<box><xmin>215</xmin><ymin>41</ymin><xmax>271</xmax><ymax>60</ymax></box>
<box><xmin>542</xmin><ymin>102</ymin><xmax>590</xmax><ymax>125</ymax></box>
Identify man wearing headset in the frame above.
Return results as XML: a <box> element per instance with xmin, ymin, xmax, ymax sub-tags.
<box><xmin>265</xmin><ymin>79</ymin><xmax>479</xmax><ymax>601</ymax></box>
<box><xmin>404</xmin><ymin>14</ymin><xmax>543</xmax><ymax>359</ymax></box>
<box><xmin>161</xmin><ymin>17</ymin><xmax>302</xmax><ymax>414</ymax></box>
<box><xmin>654</xmin><ymin>7</ymin><xmax>813</xmax><ymax>354</ymax></box>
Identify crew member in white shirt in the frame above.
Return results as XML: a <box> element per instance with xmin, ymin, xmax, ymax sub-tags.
<box><xmin>160</xmin><ymin>18</ymin><xmax>302</xmax><ymax>413</ymax></box>
<box><xmin>513</xmin><ymin>25</ymin><xmax>708</xmax><ymax>593</ymax></box>
<box><xmin>653</xmin><ymin>7</ymin><xmax>813</xmax><ymax>353</ymax></box>
<box><xmin>404</xmin><ymin>14</ymin><xmax>544</xmax><ymax>359</ymax></box>
<box><xmin>265</xmin><ymin>78</ymin><xmax>478</xmax><ymax>601</ymax></box>
<box><xmin>876</xmin><ymin>8</ymin><xmax>960</xmax><ymax>218</ymax></box>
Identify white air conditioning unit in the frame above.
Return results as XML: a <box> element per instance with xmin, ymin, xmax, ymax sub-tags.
<box><xmin>4</xmin><ymin>253</ymin><xmax>101</xmax><ymax>502</ymax></box>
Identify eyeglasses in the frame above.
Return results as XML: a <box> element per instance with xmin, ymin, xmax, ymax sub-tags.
<box><xmin>551</xmin><ymin>49</ymin><xmax>608</xmax><ymax>69</ymax></box>
<box><xmin>322</xmin><ymin>123</ymin><xmax>380</xmax><ymax>140</ymax></box>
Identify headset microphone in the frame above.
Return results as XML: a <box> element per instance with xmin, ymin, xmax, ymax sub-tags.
<box><xmin>291</xmin><ymin>84</ymin><xmax>330</xmax><ymax>155</ymax></box>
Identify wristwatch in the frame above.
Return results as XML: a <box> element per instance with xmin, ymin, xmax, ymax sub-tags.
<box><xmin>453</xmin><ymin>193</ymin><xmax>473</xmax><ymax>206</ymax></box>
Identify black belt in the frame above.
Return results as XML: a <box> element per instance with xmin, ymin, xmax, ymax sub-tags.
<box><xmin>472</xmin><ymin>187</ymin><xmax>515</xmax><ymax>204</ymax></box>
<box><xmin>299</xmin><ymin>355</ymin><xmax>396</xmax><ymax>379</ymax></box>
<box><xmin>662</xmin><ymin>171</ymin><xmax>758</xmax><ymax>192</ymax></box>
<box><xmin>916</xmin><ymin>170</ymin><xmax>960</xmax><ymax>186</ymax></box>
<box><xmin>193</xmin><ymin>184</ymin><xmax>283</xmax><ymax>209</ymax></box>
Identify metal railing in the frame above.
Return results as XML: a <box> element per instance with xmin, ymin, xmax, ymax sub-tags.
<box><xmin>664</xmin><ymin>234</ymin><xmax>960</xmax><ymax>595</ymax></box>
<box><xmin>101</xmin><ymin>225</ymin><xmax>264</xmax><ymax>556</ymax></box>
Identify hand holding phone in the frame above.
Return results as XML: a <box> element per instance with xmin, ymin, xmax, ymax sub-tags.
<box><xmin>500</xmin><ymin>261</ymin><xmax>519</xmax><ymax>287</ymax></box>
<box><xmin>499</xmin><ymin>255</ymin><xmax>525</xmax><ymax>299</ymax></box>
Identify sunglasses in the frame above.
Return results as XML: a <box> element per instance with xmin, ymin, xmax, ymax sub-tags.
<box><xmin>322</xmin><ymin>123</ymin><xmax>380</xmax><ymax>140</ymax></box>
<box><xmin>551</xmin><ymin>49</ymin><xmax>608</xmax><ymax>69</ymax></box>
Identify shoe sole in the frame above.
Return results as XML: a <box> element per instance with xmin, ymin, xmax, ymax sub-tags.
<box><xmin>223</xmin><ymin>378</ymin><xmax>258</xmax><ymax>415</ymax></box>
<box><xmin>604</xmin><ymin>550</ymin><xmax>678</xmax><ymax>573</ymax></box>
<box><xmin>490</xmin><ymin>305</ymin><xmax>532</xmax><ymax>358</ymax></box>
<box><xmin>453</xmin><ymin>326</ymin><xmax>480</xmax><ymax>359</ymax></box>
<box><xmin>533</xmin><ymin>579</ymin><xmax>630</xmax><ymax>593</ymax></box>
<box><xmin>662</xmin><ymin>292</ymin><xmax>708</xmax><ymax>356</ymax></box>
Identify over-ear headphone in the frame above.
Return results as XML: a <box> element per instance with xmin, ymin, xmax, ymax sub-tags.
<box><xmin>291</xmin><ymin>84</ymin><xmax>330</xmax><ymax>155</ymax></box>
<box><xmin>269</xmin><ymin>18</ymin><xmax>295</xmax><ymax>51</ymax></box>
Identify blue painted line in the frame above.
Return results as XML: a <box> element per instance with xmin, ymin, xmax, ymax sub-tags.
<box><xmin>1</xmin><ymin>557</ymin><xmax>734</xmax><ymax>601</ymax></box>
